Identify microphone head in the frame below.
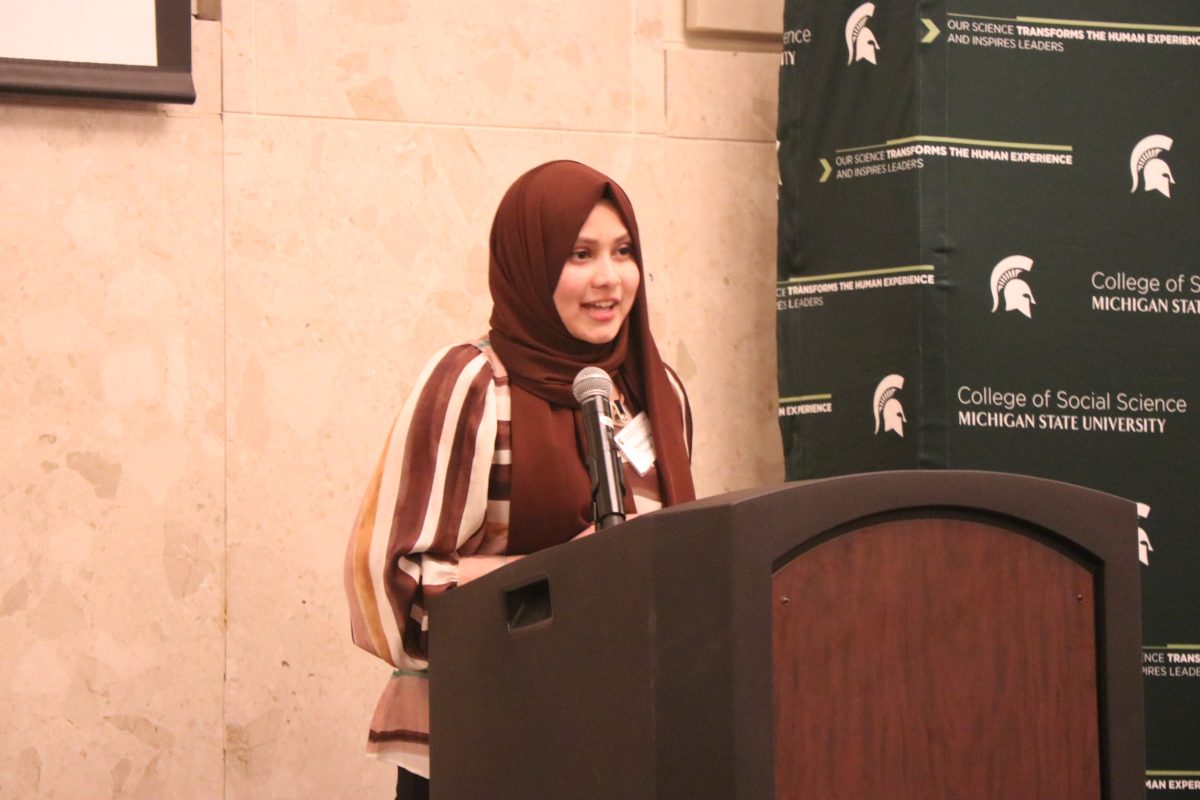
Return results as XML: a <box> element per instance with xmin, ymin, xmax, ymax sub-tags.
<box><xmin>572</xmin><ymin>367</ymin><xmax>612</xmax><ymax>405</ymax></box>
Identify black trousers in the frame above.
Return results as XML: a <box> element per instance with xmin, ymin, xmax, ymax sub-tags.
<box><xmin>396</xmin><ymin>768</ymin><xmax>430</xmax><ymax>800</ymax></box>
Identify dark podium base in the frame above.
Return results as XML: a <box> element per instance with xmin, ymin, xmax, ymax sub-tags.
<box><xmin>429</xmin><ymin>471</ymin><xmax>1143</xmax><ymax>799</ymax></box>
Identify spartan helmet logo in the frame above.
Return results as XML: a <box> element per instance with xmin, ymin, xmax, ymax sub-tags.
<box><xmin>872</xmin><ymin>374</ymin><xmax>906</xmax><ymax>437</ymax></box>
<box><xmin>990</xmin><ymin>255</ymin><xmax>1036</xmax><ymax>319</ymax></box>
<box><xmin>1137</xmin><ymin>502</ymin><xmax>1153</xmax><ymax>566</ymax></box>
<box><xmin>1130</xmin><ymin>134</ymin><xmax>1175</xmax><ymax>198</ymax></box>
<box><xmin>846</xmin><ymin>3</ymin><xmax>880</xmax><ymax>65</ymax></box>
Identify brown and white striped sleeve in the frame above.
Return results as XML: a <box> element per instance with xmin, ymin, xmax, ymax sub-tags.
<box><xmin>344</xmin><ymin>343</ymin><xmax>497</xmax><ymax>670</ymax></box>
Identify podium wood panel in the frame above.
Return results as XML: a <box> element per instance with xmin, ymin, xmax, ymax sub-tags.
<box><xmin>773</xmin><ymin>516</ymin><xmax>1100</xmax><ymax>799</ymax></box>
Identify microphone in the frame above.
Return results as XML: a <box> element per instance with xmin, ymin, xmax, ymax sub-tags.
<box><xmin>572</xmin><ymin>367</ymin><xmax>626</xmax><ymax>531</ymax></box>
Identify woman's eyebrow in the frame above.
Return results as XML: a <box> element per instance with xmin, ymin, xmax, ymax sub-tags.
<box><xmin>575</xmin><ymin>233</ymin><xmax>631</xmax><ymax>241</ymax></box>
<box><xmin>573</xmin><ymin>232</ymin><xmax>631</xmax><ymax>246</ymax></box>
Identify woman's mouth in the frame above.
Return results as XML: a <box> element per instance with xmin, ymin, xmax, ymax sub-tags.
<box><xmin>582</xmin><ymin>300</ymin><xmax>619</xmax><ymax>319</ymax></box>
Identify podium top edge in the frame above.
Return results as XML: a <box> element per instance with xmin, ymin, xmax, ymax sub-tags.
<box><xmin>665</xmin><ymin>469</ymin><xmax>1132</xmax><ymax>515</ymax></box>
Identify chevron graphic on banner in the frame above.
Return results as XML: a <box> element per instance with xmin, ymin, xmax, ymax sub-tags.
<box><xmin>920</xmin><ymin>18</ymin><xmax>941</xmax><ymax>44</ymax></box>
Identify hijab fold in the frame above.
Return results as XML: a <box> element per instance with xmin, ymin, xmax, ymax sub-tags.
<box><xmin>488</xmin><ymin>161</ymin><xmax>696</xmax><ymax>553</ymax></box>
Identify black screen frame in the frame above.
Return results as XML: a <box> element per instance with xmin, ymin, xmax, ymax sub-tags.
<box><xmin>0</xmin><ymin>0</ymin><xmax>194</xmax><ymax>104</ymax></box>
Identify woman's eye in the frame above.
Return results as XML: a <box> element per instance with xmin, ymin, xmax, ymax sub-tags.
<box><xmin>571</xmin><ymin>248</ymin><xmax>591</xmax><ymax>261</ymax></box>
<box><xmin>616</xmin><ymin>244</ymin><xmax>633</xmax><ymax>257</ymax></box>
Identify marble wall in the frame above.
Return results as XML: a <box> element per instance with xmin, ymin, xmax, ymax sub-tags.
<box><xmin>0</xmin><ymin>1</ymin><xmax>782</xmax><ymax>796</ymax></box>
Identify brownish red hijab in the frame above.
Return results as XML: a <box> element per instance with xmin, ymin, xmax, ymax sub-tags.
<box><xmin>488</xmin><ymin>160</ymin><xmax>695</xmax><ymax>552</ymax></box>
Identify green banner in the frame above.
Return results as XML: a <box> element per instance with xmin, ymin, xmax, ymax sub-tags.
<box><xmin>777</xmin><ymin>0</ymin><xmax>1200</xmax><ymax>792</ymax></box>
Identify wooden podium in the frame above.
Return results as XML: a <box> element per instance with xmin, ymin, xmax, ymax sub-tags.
<box><xmin>428</xmin><ymin>471</ymin><xmax>1144</xmax><ymax>799</ymax></box>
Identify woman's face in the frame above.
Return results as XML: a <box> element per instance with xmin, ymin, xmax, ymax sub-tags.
<box><xmin>553</xmin><ymin>200</ymin><xmax>640</xmax><ymax>344</ymax></box>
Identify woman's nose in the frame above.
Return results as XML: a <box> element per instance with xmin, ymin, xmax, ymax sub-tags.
<box><xmin>591</xmin><ymin>255</ymin><xmax>619</xmax><ymax>285</ymax></box>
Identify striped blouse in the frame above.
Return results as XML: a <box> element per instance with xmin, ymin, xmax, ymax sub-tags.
<box><xmin>344</xmin><ymin>339</ymin><xmax>691</xmax><ymax>777</ymax></box>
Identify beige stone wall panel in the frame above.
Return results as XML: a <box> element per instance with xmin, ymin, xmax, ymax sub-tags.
<box><xmin>659</xmin><ymin>137</ymin><xmax>784</xmax><ymax>495</ymax></box>
<box><xmin>223</xmin><ymin>0</ymin><xmax>257</xmax><ymax>113</ymax></box>
<box><xmin>184</xmin><ymin>19</ymin><xmax>225</xmax><ymax>117</ymax></box>
<box><xmin>666</xmin><ymin>49</ymin><xmax>779</xmax><ymax>142</ymax></box>
<box><xmin>0</xmin><ymin>107</ymin><xmax>225</xmax><ymax>797</ymax></box>
<box><xmin>634</xmin><ymin>0</ymin><xmax>668</xmax><ymax>134</ymax></box>
<box><xmin>250</xmin><ymin>0</ymin><xmax>635</xmax><ymax>130</ymax></box>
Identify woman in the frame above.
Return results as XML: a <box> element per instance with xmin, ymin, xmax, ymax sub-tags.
<box><xmin>344</xmin><ymin>160</ymin><xmax>696</xmax><ymax>799</ymax></box>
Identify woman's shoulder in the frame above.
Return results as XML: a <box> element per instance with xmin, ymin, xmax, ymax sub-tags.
<box><xmin>399</xmin><ymin>340</ymin><xmax>502</xmax><ymax>437</ymax></box>
<box><xmin>403</xmin><ymin>339</ymin><xmax>510</xmax><ymax>421</ymax></box>
<box><xmin>413</xmin><ymin>339</ymin><xmax>500</xmax><ymax>390</ymax></box>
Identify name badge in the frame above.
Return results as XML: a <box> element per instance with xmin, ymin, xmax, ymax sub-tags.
<box><xmin>614</xmin><ymin>412</ymin><xmax>656</xmax><ymax>476</ymax></box>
